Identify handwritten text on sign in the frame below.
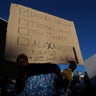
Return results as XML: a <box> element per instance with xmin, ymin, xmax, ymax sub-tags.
<box><xmin>5</xmin><ymin>3</ymin><xmax>84</xmax><ymax>64</ymax></box>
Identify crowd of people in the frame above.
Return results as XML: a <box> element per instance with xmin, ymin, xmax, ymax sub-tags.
<box><xmin>0</xmin><ymin>53</ymin><xmax>94</xmax><ymax>96</ymax></box>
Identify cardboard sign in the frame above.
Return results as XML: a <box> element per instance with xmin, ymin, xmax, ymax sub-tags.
<box><xmin>5</xmin><ymin>3</ymin><xmax>84</xmax><ymax>64</ymax></box>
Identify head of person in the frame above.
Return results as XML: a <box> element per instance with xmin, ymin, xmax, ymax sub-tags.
<box><xmin>16</xmin><ymin>53</ymin><xmax>28</xmax><ymax>67</ymax></box>
<box><xmin>68</xmin><ymin>61</ymin><xmax>77</xmax><ymax>72</ymax></box>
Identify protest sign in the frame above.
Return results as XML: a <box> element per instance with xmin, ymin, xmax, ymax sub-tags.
<box><xmin>5</xmin><ymin>3</ymin><xmax>84</xmax><ymax>64</ymax></box>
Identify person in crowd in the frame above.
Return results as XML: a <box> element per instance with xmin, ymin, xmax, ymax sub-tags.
<box><xmin>83</xmin><ymin>72</ymin><xmax>91</xmax><ymax>89</ymax></box>
<box><xmin>15</xmin><ymin>53</ymin><xmax>29</xmax><ymax>95</ymax></box>
<box><xmin>61</xmin><ymin>61</ymin><xmax>77</xmax><ymax>95</ymax></box>
<box><xmin>81</xmin><ymin>72</ymin><xmax>92</xmax><ymax>96</ymax></box>
<box><xmin>15</xmin><ymin>53</ymin><xmax>66</xmax><ymax>96</ymax></box>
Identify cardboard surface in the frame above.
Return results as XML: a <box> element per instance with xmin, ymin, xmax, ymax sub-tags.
<box><xmin>5</xmin><ymin>3</ymin><xmax>84</xmax><ymax>64</ymax></box>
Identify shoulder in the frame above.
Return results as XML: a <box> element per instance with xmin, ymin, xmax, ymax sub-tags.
<box><xmin>61</xmin><ymin>68</ymin><xmax>71</xmax><ymax>73</ymax></box>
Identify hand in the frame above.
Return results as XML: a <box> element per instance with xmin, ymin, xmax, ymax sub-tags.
<box><xmin>68</xmin><ymin>60</ymin><xmax>76</xmax><ymax>64</ymax></box>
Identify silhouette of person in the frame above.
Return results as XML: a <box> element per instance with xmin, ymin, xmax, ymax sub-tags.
<box><xmin>15</xmin><ymin>54</ymin><xmax>66</xmax><ymax>96</ymax></box>
<box><xmin>15</xmin><ymin>53</ymin><xmax>29</xmax><ymax>95</ymax></box>
<box><xmin>83</xmin><ymin>72</ymin><xmax>91</xmax><ymax>89</ymax></box>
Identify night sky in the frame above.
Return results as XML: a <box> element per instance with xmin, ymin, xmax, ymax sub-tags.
<box><xmin>0</xmin><ymin>0</ymin><xmax>96</xmax><ymax>72</ymax></box>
